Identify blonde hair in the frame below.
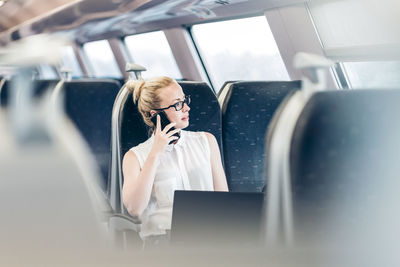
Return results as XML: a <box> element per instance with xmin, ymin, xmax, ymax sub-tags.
<box><xmin>125</xmin><ymin>76</ymin><xmax>175</xmax><ymax>128</ymax></box>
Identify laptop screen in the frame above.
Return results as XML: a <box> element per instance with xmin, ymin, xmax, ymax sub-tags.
<box><xmin>170</xmin><ymin>190</ymin><xmax>264</xmax><ymax>246</ymax></box>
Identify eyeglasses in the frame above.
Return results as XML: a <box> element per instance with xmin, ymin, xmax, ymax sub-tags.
<box><xmin>153</xmin><ymin>95</ymin><xmax>191</xmax><ymax>112</ymax></box>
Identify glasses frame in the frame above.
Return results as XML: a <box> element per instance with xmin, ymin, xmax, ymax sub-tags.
<box><xmin>153</xmin><ymin>95</ymin><xmax>191</xmax><ymax>112</ymax></box>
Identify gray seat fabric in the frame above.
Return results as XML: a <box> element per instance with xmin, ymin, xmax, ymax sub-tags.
<box><xmin>287</xmin><ymin>89</ymin><xmax>400</xmax><ymax>245</ymax></box>
<box><xmin>221</xmin><ymin>81</ymin><xmax>301</xmax><ymax>192</ymax></box>
<box><xmin>63</xmin><ymin>79</ymin><xmax>120</xmax><ymax>192</ymax></box>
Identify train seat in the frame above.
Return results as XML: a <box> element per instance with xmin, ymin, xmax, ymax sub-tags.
<box><xmin>217</xmin><ymin>80</ymin><xmax>240</xmax><ymax>107</ymax></box>
<box><xmin>221</xmin><ymin>81</ymin><xmax>301</xmax><ymax>192</ymax></box>
<box><xmin>0</xmin><ymin>79</ymin><xmax>59</xmax><ymax>108</ymax></box>
<box><xmin>266</xmin><ymin>89</ymin><xmax>400</xmax><ymax>249</ymax></box>
<box><xmin>57</xmin><ymin>79</ymin><xmax>120</xmax><ymax>192</ymax></box>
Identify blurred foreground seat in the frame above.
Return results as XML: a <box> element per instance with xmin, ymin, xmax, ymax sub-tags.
<box><xmin>266</xmin><ymin>88</ymin><xmax>400</xmax><ymax>265</ymax></box>
<box><xmin>0</xmin><ymin>94</ymin><xmax>112</xmax><ymax>266</ymax></box>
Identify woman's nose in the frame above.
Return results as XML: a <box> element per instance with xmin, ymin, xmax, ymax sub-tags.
<box><xmin>182</xmin><ymin>102</ymin><xmax>190</xmax><ymax>112</ymax></box>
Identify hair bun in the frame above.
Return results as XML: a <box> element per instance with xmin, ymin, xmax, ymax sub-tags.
<box><xmin>126</xmin><ymin>80</ymin><xmax>146</xmax><ymax>104</ymax></box>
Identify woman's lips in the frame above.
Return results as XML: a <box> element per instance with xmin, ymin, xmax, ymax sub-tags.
<box><xmin>182</xmin><ymin>116</ymin><xmax>189</xmax><ymax>121</ymax></box>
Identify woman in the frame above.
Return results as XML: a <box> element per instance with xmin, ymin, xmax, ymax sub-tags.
<box><xmin>122</xmin><ymin>76</ymin><xmax>228</xmax><ymax>246</ymax></box>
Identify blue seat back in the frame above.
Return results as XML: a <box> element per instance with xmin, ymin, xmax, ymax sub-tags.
<box><xmin>222</xmin><ymin>81</ymin><xmax>301</xmax><ymax>192</ymax></box>
<box><xmin>63</xmin><ymin>80</ymin><xmax>120</xmax><ymax>191</ymax></box>
<box><xmin>119</xmin><ymin>91</ymin><xmax>149</xmax><ymax>157</ymax></box>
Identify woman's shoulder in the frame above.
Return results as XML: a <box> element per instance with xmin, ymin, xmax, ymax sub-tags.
<box><xmin>185</xmin><ymin>130</ymin><xmax>215</xmax><ymax>139</ymax></box>
<box><xmin>124</xmin><ymin>136</ymin><xmax>154</xmax><ymax>167</ymax></box>
<box><xmin>182</xmin><ymin>130</ymin><xmax>214</xmax><ymax>138</ymax></box>
<box><xmin>183</xmin><ymin>130</ymin><xmax>217</xmax><ymax>148</ymax></box>
<box><xmin>183</xmin><ymin>130</ymin><xmax>210</xmax><ymax>140</ymax></box>
<box><xmin>129</xmin><ymin>136</ymin><xmax>154</xmax><ymax>154</ymax></box>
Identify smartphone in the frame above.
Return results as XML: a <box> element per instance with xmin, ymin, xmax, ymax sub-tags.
<box><xmin>150</xmin><ymin>111</ymin><xmax>180</xmax><ymax>144</ymax></box>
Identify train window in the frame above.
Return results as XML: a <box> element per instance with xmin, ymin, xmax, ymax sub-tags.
<box><xmin>191</xmin><ymin>16</ymin><xmax>289</xmax><ymax>91</ymax></box>
<box><xmin>343</xmin><ymin>61</ymin><xmax>400</xmax><ymax>89</ymax></box>
<box><xmin>37</xmin><ymin>64</ymin><xmax>58</xmax><ymax>79</ymax></box>
<box><xmin>83</xmin><ymin>40</ymin><xmax>122</xmax><ymax>78</ymax></box>
<box><xmin>60</xmin><ymin>46</ymin><xmax>83</xmax><ymax>78</ymax></box>
<box><xmin>124</xmin><ymin>31</ymin><xmax>181</xmax><ymax>79</ymax></box>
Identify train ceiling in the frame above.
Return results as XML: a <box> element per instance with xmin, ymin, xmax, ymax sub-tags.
<box><xmin>0</xmin><ymin>0</ymin><xmax>308</xmax><ymax>45</ymax></box>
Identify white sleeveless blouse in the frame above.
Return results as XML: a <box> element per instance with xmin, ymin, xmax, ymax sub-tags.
<box><xmin>130</xmin><ymin>130</ymin><xmax>214</xmax><ymax>239</ymax></box>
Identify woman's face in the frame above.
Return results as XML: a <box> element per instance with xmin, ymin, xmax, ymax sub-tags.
<box><xmin>155</xmin><ymin>82</ymin><xmax>190</xmax><ymax>129</ymax></box>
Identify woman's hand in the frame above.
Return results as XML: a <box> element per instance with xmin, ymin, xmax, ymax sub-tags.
<box><xmin>150</xmin><ymin>114</ymin><xmax>180</xmax><ymax>156</ymax></box>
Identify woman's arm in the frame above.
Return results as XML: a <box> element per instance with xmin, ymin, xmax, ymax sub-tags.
<box><xmin>205</xmin><ymin>132</ymin><xmax>229</xmax><ymax>191</ymax></box>
<box><xmin>122</xmin><ymin>150</ymin><xmax>159</xmax><ymax>217</ymax></box>
<box><xmin>122</xmin><ymin>115</ymin><xmax>180</xmax><ymax>217</ymax></box>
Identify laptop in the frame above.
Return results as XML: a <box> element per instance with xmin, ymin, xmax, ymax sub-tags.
<box><xmin>170</xmin><ymin>190</ymin><xmax>264</xmax><ymax>247</ymax></box>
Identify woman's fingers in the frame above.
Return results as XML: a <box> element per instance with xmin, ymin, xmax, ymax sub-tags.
<box><xmin>162</xmin><ymin>122</ymin><xmax>176</xmax><ymax>133</ymax></box>
<box><xmin>166</xmin><ymin>128</ymin><xmax>180</xmax><ymax>138</ymax></box>
<box><xmin>168</xmin><ymin>135</ymin><xmax>180</xmax><ymax>142</ymax></box>
<box><xmin>155</xmin><ymin>114</ymin><xmax>161</xmax><ymax>132</ymax></box>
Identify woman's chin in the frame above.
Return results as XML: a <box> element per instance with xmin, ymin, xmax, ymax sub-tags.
<box><xmin>179</xmin><ymin>121</ymin><xmax>189</xmax><ymax>129</ymax></box>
